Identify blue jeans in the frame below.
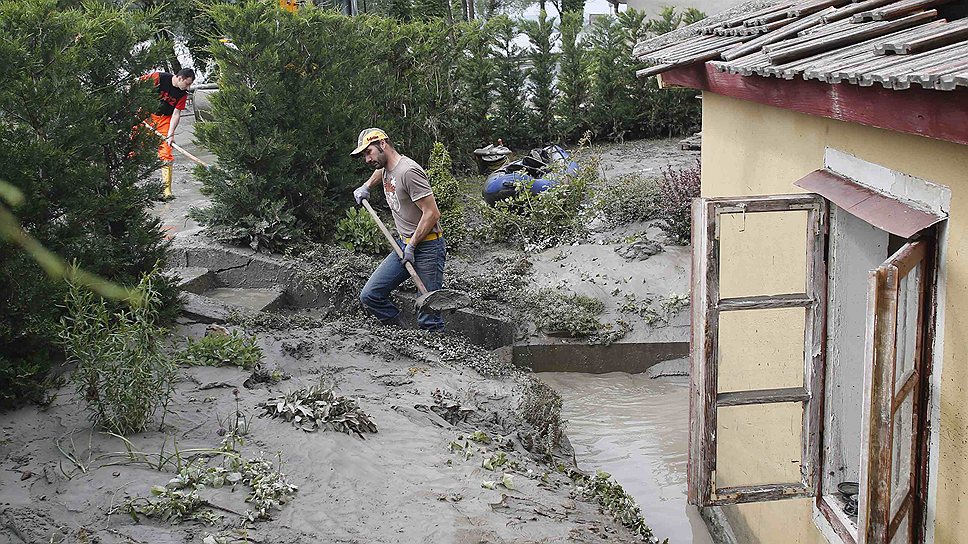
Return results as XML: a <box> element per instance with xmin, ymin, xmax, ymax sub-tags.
<box><xmin>360</xmin><ymin>237</ymin><xmax>446</xmax><ymax>330</ymax></box>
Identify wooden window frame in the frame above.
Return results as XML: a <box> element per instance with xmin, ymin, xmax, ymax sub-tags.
<box><xmin>689</xmin><ymin>194</ymin><xmax>827</xmax><ymax>507</ymax></box>
<box><xmin>690</xmin><ymin>191</ymin><xmax>939</xmax><ymax>543</ymax></box>
<box><xmin>817</xmin><ymin>237</ymin><xmax>935</xmax><ymax>544</ymax></box>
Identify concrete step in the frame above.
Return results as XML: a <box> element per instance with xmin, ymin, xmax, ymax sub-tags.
<box><xmin>203</xmin><ymin>286</ymin><xmax>286</xmax><ymax>312</ymax></box>
<box><xmin>169</xmin><ymin>267</ymin><xmax>213</xmax><ymax>294</ymax></box>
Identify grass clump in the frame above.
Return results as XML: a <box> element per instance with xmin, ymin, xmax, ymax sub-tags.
<box><xmin>569</xmin><ymin>469</ymin><xmax>665</xmax><ymax>543</ymax></box>
<box><xmin>178</xmin><ymin>330</ymin><xmax>263</xmax><ymax>370</ymax></box>
<box><xmin>259</xmin><ymin>385</ymin><xmax>377</xmax><ymax>437</ymax></box>
<box><xmin>594</xmin><ymin>173</ymin><xmax>662</xmax><ymax>227</ymax></box>
<box><xmin>527</xmin><ymin>289</ymin><xmax>605</xmax><ymax>337</ymax></box>
<box><xmin>59</xmin><ymin>270</ymin><xmax>177</xmax><ymax>435</ymax></box>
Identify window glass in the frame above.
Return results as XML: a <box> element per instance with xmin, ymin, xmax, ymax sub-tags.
<box><xmin>719</xmin><ymin>211</ymin><xmax>808</xmax><ymax>299</ymax></box>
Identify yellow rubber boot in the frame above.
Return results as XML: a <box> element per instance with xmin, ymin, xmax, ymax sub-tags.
<box><xmin>162</xmin><ymin>163</ymin><xmax>174</xmax><ymax>199</ymax></box>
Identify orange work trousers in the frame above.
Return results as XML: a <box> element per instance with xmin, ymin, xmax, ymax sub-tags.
<box><xmin>146</xmin><ymin>113</ymin><xmax>174</xmax><ymax>162</ymax></box>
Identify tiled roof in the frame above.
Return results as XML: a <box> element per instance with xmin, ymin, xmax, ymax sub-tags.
<box><xmin>633</xmin><ymin>0</ymin><xmax>968</xmax><ymax>90</ymax></box>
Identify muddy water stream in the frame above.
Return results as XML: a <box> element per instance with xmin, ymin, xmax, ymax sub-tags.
<box><xmin>540</xmin><ymin>372</ymin><xmax>713</xmax><ymax>544</ymax></box>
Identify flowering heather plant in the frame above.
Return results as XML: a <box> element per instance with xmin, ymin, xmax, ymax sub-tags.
<box><xmin>658</xmin><ymin>161</ymin><xmax>701</xmax><ymax>245</ymax></box>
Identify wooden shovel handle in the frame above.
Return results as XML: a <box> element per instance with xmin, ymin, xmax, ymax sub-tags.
<box><xmin>141</xmin><ymin>121</ymin><xmax>210</xmax><ymax>168</ymax></box>
<box><xmin>360</xmin><ymin>199</ymin><xmax>429</xmax><ymax>295</ymax></box>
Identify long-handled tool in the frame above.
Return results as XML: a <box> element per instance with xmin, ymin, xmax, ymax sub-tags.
<box><xmin>360</xmin><ymin>198</ymin><xmax>469</xmax><ymax>313</ymax></box>
<box><xmin>142</xmin><ymin>121</ymin><xmax>211</xmax><ymax>168</ymax></box>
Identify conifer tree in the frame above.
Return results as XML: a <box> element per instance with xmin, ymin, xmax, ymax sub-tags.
<box><xmin>520</xmin><ymin>11</ymin><xmax>558</xmax><ymax>144</ymax></box>
<box><xmin>556</xmin><ymin>10</ymin><xmax>589</xmax><ymax>141</ymax></box>
<box><xmin>0</xmin><ymin>0</ymin><xmax>176</xmax><ymax>405</ymax></box>
<box><xmin>490</xmin><ymin>16</ymin><xmax>529</xmax><ymax>147</ymax></box>
<box><xmin>456</xmin><ymin>19</ymin><xmax>496</xmax><ymax>147</ymax></box>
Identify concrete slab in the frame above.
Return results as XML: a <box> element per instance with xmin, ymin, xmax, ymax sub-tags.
<box><xmin>204</xmin><ymin>287</ymin><xmax>286</xmax><ymax>312</ymax></box>
<box><xmin>180</xmin><ymin>291</ymin><xmax>254</xmax><ymax>324</ymax></box>
<box><xmin>512</xmin><ymin>340</ymin><xmax>689</xmax><ymax>374</ymax></box>
<box><xmin>168</xmin><ymin>267</ymin><xmax>212</xmax><ymax>294</ymax></box>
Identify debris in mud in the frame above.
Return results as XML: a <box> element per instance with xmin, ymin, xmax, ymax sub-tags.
<box><xmin>614</xmin><ymin>239</ymin><xmax>664</xmax><ymax>261</ymax></box>
<box><xmin>425</xmin><ymin>388</ymin><xmax>474</xmax><ymax>424</ymax></box>
<box><xmin>569</xmin><ymin>469</ymin><xmax>664</xmax><ymax>544</ymax></box>
<box><xmin>259</xmin><ymin>385</ymin><xmax>377</xmax><ymax>437</ymax></box>
<box><xmin>243</xmin><ymin>362</ymin><xmax>291</xmax><ymax>389</ymax></box>
<box><xmin>517</xmin><ymin>378</ymin><xmax>566</xmax><ymax>458</ymax></box>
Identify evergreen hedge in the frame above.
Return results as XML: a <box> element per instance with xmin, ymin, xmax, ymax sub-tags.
<box><xmin>194</xmin><ymin>1</ymin><xmax>702</xmax><ymax>248</ymax></box>
<box><xmin>0</xmin><ymin>0</ymin><xmax>178</xmax><ymax>406</ymax></box>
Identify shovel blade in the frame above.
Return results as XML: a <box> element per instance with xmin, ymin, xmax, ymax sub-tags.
<box><xmin>416</xmin><ymin>289</ymin><xmax>471</xmax><ymax>312</ymax></box>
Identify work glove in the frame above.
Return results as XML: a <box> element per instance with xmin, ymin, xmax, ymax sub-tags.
<box><xmin>353</xmin><ymin>183</ymin><xmax>370</xmax><ymax>205</ymax></box>
<box><xmin>401</xmin><ymin>242</ymin><xmax>416</xmax><ymax>267</ymax></box>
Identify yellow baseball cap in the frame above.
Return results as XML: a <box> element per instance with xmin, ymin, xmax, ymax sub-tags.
<box><xmin>350</xmin><ymin>128</ymin><xmax>388</xmax><ymax>156</ymax></box>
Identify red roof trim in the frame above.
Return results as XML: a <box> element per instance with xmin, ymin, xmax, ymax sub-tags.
<box><xmin>659</xmin><ymin>63</ymin><xmax>968</xmax><ymax>146</ymax></box>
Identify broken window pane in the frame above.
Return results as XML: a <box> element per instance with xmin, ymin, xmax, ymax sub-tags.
<box><xmin>894</xmin><ymin>263</ymin><xmax>922</xmax><ymax>394</ymax></box>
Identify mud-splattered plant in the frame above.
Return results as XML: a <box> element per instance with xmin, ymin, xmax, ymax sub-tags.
<box><xmin>59</xmin><ymin>270</ymin><xmax>177</xmax><ymax>435</ymax></box>
<box><xmin>259</xmin><ymin>385</ymin><xmax>377</xmax><ymax>437</ymax></box>
<box><xmin>570</xmin><ymin>469</ymin><xmax>664</xmax><ymax>543</ymax></box>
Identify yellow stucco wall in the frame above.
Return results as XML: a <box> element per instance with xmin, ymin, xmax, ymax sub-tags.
<box><xmin>699</xmin><ymin>92</ymin><xmax>968</xmax><ymax>543</ymax></box>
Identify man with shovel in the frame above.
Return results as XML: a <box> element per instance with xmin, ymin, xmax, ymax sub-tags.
<box><xmin>351</xmin><ymin>128</ymin><xmax>447</xmax><ymax>330</ymax></box>
<box><xmin>141</xmin><ymin>68</ymin><xmax>195</xmax><ymax>198</ymax></box>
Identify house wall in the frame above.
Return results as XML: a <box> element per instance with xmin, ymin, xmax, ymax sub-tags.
<box><xmin>699</xmin><ymin>91</ymin><xmax>968</xmax><ymax>544</ymax></box>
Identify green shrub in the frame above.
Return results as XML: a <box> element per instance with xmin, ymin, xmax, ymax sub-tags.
<box><xmin>520</xmin><ymin>11</ymin><xmax>558</xmax><ymax>145</ymax></box>
<box><xmin>59</xmin><ymin>271</ymin><xmax>177</xmax><ymax>435</ymax></box>
<box><xmin>658</xmin><ymin>162</ymin><xmax>701</xmax><ymax>245</ymax></box>
<box><xmin>335</xmin><ymin>207</ymin><xmax>385</xmax><ymax>255</ymax></box>
<box><xmin>178</xmin><ymin>331</ymin><xmax>263</xmax><ymax>370</ymax></box>
<box><xmin>426</xmin><ymin>143</ymin><xmax>467</xmax><ymax>249</ymax></box>
<box><xmin>595</xmin><ymin>173</ymin><xmax>662</xmax><ymax>226</ymax></box>
<box><xmin>490</xmin><ymin>16</ymin><xmax>529</xmax><ymax>148</ymax></box>
<box><xmin>556</xmin><ymin>11</ymin><xmax>590</xmax><ymax>142</ymax></box>
<box><xmin>0</xmin><ymin>0</ymin><xmax>178</xmax><ymax>408</ymax></box>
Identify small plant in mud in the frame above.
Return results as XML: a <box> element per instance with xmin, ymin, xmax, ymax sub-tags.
<box><xmin>518</xmin><ymin>378</ymin><xmax>565</xmax><ymax>459</ymax></box>
<box><xmin>259</xmin><ymin>385</ymin><xmax>377</xmax><ymax>437</ymax></box>
<box><xmin>190</xmin><ymin>192</ymin><xmax>306</xmax><ymax>254</ymax></box>
<box><xmin>116</xmin><ymin>416</ymin><xmax>297</xmax><ymax>525</ymax></box>
<box><xmin>569</xmin><ymin>469</ymin><xmax>665</xmax><ymax>543</ymax></box>
<box><xmin>526</xmin><ymin>288</ymin><xmax>604</xmax><ymax>337</ymax></box>
<box><xmin>657</xmin><ymin>161</ymin><xmax>701</xmax><ymax>245</ymax></box>
<box><xmin>594</xmin><ymin>173</ymin><xmax>662</xmax><ymax>227</ymax></box>
<box><xmin>334</xmin><ymin>206</ymin><xmax>385</xmax><ymax>255</ymax></box>
<box><xmin>177</xmin><ymin>330</ymin><xmax>263</xmax><ymax>370</ymax></box>
<box><xmin>59</xmin><ymin>270</ymin><xmax>177</xmax><ymax>435</ymax></box>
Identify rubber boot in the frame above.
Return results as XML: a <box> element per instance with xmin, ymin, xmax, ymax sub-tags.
<box><xmin>162</xmin><ymin>162</ymin><xmax>174</xmax><ymax>199</ymax></box>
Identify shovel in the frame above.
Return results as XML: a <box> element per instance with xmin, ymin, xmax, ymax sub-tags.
<box><xmin>360</xmin><ymin>198</ymin><xmax>469</xmax><ymax>313</ymax></box>
<box><xmin>142</xmin><ymin>121</ymin><xmax>211</xmax><ymax>169</ymax></box>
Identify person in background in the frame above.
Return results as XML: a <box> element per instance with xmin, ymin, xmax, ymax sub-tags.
<box><xmin>142</xmin><ymin>68</ymin><xmax>194</xmax><ymax>198</ymax></box>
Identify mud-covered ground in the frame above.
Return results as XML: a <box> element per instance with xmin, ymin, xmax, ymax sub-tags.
<box><xmin>0</xmin><ymin>114</ymin><xmax>699</xmax><ymax>543</ymax></box>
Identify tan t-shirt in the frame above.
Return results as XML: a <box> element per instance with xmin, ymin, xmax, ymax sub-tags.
<box><xmin>382</xmin><ymin>155</ymin><xmax>441</xmax><ymax>239</ymax></box>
